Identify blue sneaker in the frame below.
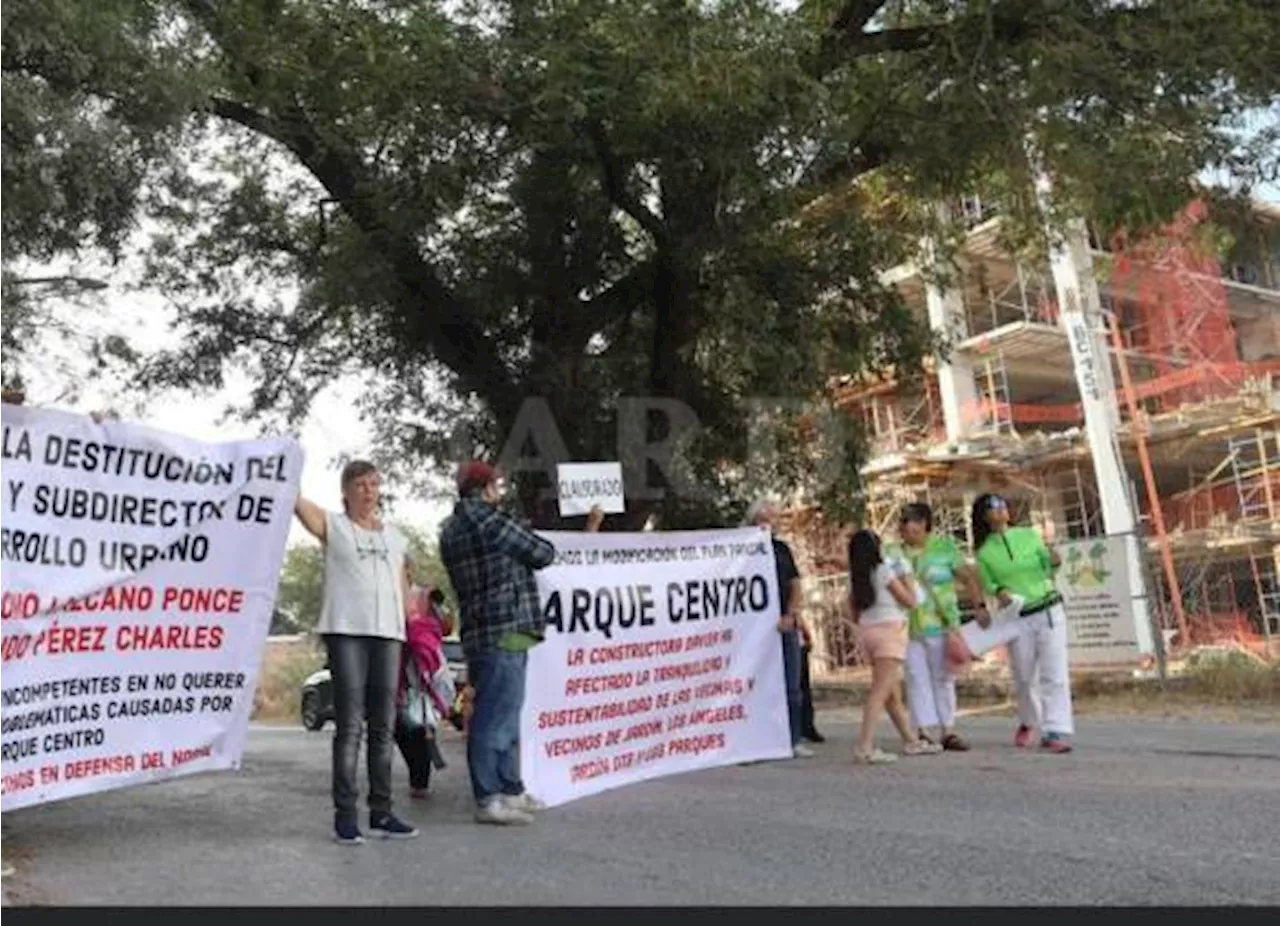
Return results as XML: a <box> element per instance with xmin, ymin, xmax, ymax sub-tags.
<box><xmin>1041</xmin><ymin>732</ymin><xmax>1073</xmax><ymax>754</ymax></box>
<box><xmin>334</xmin><ymin>816</ymin><xmax>364</xmax><ymax>845</ymax></box>
<box><xmin>370</xmin><ymin>813</ymin><xmax>420</xmax><ymax>840</ymax></box>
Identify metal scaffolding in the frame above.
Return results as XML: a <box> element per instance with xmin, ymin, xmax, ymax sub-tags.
<box><xmin>788</xmin><ymin>195</ymin><xmax>1280</xmax><ymax>668</ymax></box>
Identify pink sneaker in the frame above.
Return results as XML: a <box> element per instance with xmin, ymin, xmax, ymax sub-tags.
<box><xmin>1041</xmin><ymin>734</ymin><xmax>1073</xmax><ymax>754</ymax></box>
<box><xmin>1013</xmin><ymin>725</ymin><xmax>1034</xmax><ymax>748</ymax></box>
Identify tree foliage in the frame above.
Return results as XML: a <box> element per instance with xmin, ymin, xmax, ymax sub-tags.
<box><xmin>271</xmin><ymin>543</ymin><xmax>325</xmax><ymax>634</ymax></box>
<box><xmin>4</xmin><ymin>0</ymin><xmax>1278</xmax><ymax>526</ymax></box>
<box><xmin>0</xmin><ymin>0</ymin><xmax>193</xmax><ymax>391</ymax></box>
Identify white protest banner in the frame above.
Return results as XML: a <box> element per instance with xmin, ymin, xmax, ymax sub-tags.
<box><xmin>520</xmin><ymin>528</ymin><xmax>791</xmax><ymax>808</ymax></box>
<box><xmin>1</xmin><ymin>405</ymin><xmax>301</xmax><ymax>811</ymax></box>
<box><xmin>1058</xmin><ymin>536</ymin><xmax>1141</xmax><ymax>664</ymax></box>
<box><xmin>556</xmin><ymin>462</ymin><xmax>625</xmax><ymax>517</ymax></box>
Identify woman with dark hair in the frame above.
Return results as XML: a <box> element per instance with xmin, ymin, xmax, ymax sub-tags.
<box><xmin>890</xmin><ymin>503</ymin><xmax>987</xmax><ymax>752</ymax></box>
<box><xmin>970</xmin><ymin>493</ymin><xmax>1074</xmax><ymax>754</ymax></box>
<box><xmin>294</xmin><ymin>460</ymin><xmax>419</xmax><ymax>844</ymax></box>
<box><xmin>847</xmin><ymin>530</ymin><xmax>943</xmax><ymax>765</ymax></box>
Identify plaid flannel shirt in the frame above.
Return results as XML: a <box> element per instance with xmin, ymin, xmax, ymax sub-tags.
<box><xmin>439</xmin><ymin>497</ymin><xmax>556</xmax><ymax>658</ymax></box>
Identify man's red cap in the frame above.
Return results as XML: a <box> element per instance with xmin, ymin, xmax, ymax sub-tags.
<box><xmin>456</xmin><ymin>460</ymin><xmax>500</xmax><ymax>495</ymax></box>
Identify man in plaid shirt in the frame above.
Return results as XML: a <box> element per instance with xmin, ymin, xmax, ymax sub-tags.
<box><xmin>440</xmin><ymin>460</ymin><xmax>603</xmax><ymax>825</ymax></box>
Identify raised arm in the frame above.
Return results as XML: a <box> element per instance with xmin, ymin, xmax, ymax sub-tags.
<box><xmin>294</xmin><ymin>496</ymin><xmax>328</xmax><ymax>544</ymax></box>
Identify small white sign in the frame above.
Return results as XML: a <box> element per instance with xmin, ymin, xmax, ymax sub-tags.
<box><xmin>556</xmin><ymin>462</ymin><xmax>625</xmax><ymax>517</ymax></box>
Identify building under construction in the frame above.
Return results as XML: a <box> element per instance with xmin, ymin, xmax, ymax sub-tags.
<box><xmin>785</xmin><ymin>196</ymin><xmax>1280</xmax><ymax>674</ymax></box>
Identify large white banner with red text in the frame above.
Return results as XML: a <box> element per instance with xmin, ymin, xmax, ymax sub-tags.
<box><xmin>520</xmin><ymin>528</ymin><xmax>792</xmax><ymax>808</ymax></box>
<box><xmin>1</xmin><ymin>405</ymin><xmax>300</xmax><ymax>811</ymax></box>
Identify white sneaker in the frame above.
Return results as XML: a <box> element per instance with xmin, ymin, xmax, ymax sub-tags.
<box><xmin>792</xmin><ymin>744</ymin><xmax>815</xmax><ymax>759</ymax></box>
<box><xmin>854</xmin><ymin>748</ymin><xmax>898</xmax><ymax>765</ymax></box>
<box><xmin>902</xmin><ymin>739</ymin><xmax>943</xmax><ymax>756</ymax></box>
<box><xmin>505</xmin><ymin>792</ymin><xmax>546</xmax><ymax>814</ymax></box>
<box><xmin>474</xmin><ymin>800</ymin><xmax>534</xmax><ymax>826</ymax></box>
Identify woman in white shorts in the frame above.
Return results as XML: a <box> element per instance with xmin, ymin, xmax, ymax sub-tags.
<box><xmin>847</xmin><ymin>530</ymin><xmax>944</xmax><ymax>765</ymax></box>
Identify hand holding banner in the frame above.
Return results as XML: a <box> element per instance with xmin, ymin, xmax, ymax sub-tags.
<box><xmin>556</xmin><ymin>462</ymin><xmax>625</xmax><ymax>518</ymax></box>
<box><xmin>947</xmin><ymin>595</ymin><xmax>1027</xmax><ymax>669</ymax></box>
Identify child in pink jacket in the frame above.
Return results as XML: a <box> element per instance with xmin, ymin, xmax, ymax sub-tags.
<box><xmin>395</xmin><ymin>586</ymin><xmax>462</xmax><ymax>798</ymax></box>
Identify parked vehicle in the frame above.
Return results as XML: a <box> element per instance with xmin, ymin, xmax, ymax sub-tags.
<box><xmin>300</xmin><ymin>638</ymin><xmax>468</xmax><ymax>731</ymax></box>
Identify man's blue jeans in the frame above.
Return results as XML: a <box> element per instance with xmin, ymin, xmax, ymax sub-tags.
<box><xmin>780</xmin><ymin>629</ymin><xmax>803</xmax><ymax>746</ymax></box>
<box><xmin>466</xmin><ymin>648</ymin><xmax>528</xmax><ymax>806</ymax></box>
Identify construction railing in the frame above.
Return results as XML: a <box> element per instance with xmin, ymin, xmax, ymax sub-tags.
<box><xmin>802</xmin><ymin>572</ymin><xmax>867</xmax><ymax>677</ymax></box>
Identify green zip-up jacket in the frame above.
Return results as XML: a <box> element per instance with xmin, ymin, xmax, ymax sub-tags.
<box><xmin>975</xmin><ymin>527</ymin><xmax>1057</xmax><ymax>604</ymax></box>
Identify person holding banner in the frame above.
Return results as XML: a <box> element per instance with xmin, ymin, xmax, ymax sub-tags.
<box><xmin>889</xmin><ymin>504</ymin><xmax>986</xmax><ymax>752</ymax></box>
<box><xmin>798</xmin><ymin>617</ymin><xmax>825</xmax><ymax>744</ymax></box>
<box><xmin>441</xmin><ymin>461</ymin><xmax>604</xmax><ymax>826</ymax></box>
<box><xmin>848</xmin><ymin>530</ymin><xmax>943</xmax><ymax>765</ymax></box>
<box><xmin>295</xmin><ymin>460</ymin><xmax>420</xmax><ymax>844</ymax></box>
<box><xmin>970</xmin><ymin>494</ymin><xmax>1075</xmax><ymax>754</ymax></box>
<box><xmin>745</xmin><ymin>500</ymin><xmax>813</xmax><ymax>759</ymax></box>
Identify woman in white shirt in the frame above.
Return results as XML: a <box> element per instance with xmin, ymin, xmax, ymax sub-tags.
<box><xmin>294</xmin><ymin>459</ymin><xmax>418</xmax><ymax>844</ymax></box>
<box><xmin>847</xmin><ymin>529</ymin><xmax>943</xmax><ymax>765</ymax></box>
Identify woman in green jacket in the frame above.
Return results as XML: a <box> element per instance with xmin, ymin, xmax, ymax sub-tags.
<box><xmin>970</xmin><ymin>493</ymin><xmax>1075</xmax><ymax>754</ymax></box>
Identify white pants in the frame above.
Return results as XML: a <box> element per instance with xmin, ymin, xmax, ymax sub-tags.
<box><xmin>1007</xmin><ymin>604</ymin><xmax>1074</xmax><ymax>736</ymax></box>
<box><xmin>905</xmin><ymin>636</ymin><xmax>956</xmax><ymax>731</ymax></box>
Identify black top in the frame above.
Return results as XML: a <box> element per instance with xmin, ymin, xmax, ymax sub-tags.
<box><xmin>772</xmin><ymin>538</ymin><xmax>800</xmax><ymax>617</ymax></box>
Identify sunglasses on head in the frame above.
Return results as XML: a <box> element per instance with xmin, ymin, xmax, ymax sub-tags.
<box><xmin>987</xmin><ymin>497</ymin><xmax>1008</xmax><ymax>510</ymax></box>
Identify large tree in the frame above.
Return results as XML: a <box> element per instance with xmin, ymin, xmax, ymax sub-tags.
<box><xmin>5</xmin><ymin>0</ymin><xmax>1278</xmax><ymax>526</ymax></box>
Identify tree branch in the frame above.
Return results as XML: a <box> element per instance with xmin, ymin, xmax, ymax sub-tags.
<box><xmin>815</xmin><ymin>0</ymin><xmax>1178</xmax><ymax>72</ymax></box>
<box><xmin>811</xmin><ymin>0</ymin><xmax>891</xmax><ymax>74</ymax></box>
<box><xmin>585</xmin><ymin>120</ymin><xmax>668</xmax><ymax>244</ymax></box>
<box><xmin>582</xmin><ymin>258</ymin><xmax>657</xmax><ymax>326</ymax></box>
<box><xmin>206</xmin><ymin>95</ymin><xmax>525</xmax><ymax>424</ymax></box>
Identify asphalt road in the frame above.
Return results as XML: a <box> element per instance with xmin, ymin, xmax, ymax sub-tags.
<box><xmin>3</xmin><ymin>713</ymin><xmax>1279</xmax><ymax>906</ymax></box>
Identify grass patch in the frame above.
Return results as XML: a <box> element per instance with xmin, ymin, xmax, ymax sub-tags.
<box><xmin>1173</xmin><ymin>653</ymin><xmax>1280</xmax><ymax>703</ymax></box>
<box><xmin>815</xmin><ymin>654</ymin><xmax>1280</xmax><ymax>721</ymax></box>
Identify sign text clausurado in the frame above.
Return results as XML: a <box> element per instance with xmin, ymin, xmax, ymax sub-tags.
<box><xmin>520</xmin><ymin>528</ymin><xmax>791</xmax><ymax>808</ymax></box>
<box><xmin>1</xmin><ymin>406</ymin><xmax>301</xmax><ymax>811</ymax></box>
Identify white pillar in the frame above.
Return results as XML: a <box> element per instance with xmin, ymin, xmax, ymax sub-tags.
<box><xmin>1036</xmin><ymin>181</ymin><xmax>1155</xmax><ymax>659</ymax></box>
<box><xmin>922</xmin><ymin>226</ymin><xmax>978</xmax><ymax>443</ymax></box>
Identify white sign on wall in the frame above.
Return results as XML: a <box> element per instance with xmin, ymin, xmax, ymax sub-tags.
<box><xmin>1057</xmin><ymin>535</ymin><xmax>1142</xmax><ymax>665</ymax></box>
<box><xmin>520</xmin><ymin>528</ymin><xmax>792</xmax><ymax>808</ymax></box>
